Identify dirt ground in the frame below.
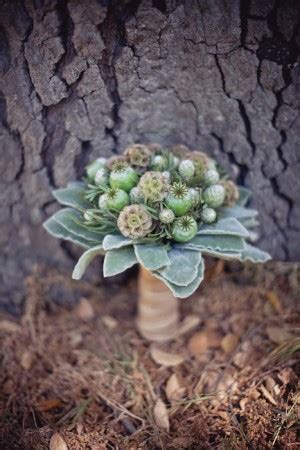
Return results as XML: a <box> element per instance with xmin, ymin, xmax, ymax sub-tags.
<box><xmin>0</xmin><ymin>261</ymin><xmax>299</xmax><ymax>450</ymax></box>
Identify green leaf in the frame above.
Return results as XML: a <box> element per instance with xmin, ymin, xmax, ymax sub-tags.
<box><xmin>103</xmin><ymin>247</ymin><xmax>137</xmax><ymax>277</ymax></box>
<box><xmin>239</xmin><ymin>243</ymin><xmax>271</xmax><ymax>263</ymax></box>
<box><xmin>134</xmin><ymin>244</ymin><xmax>170</xmax><ymax>270</ymax></box>
<box><xmin>154</xmin><ymin>257</ymin><xmax>205</xmax><ymax>298</ymax></box>
<box><xmin>220</xmin><ymin>205</ymin><xmax>258</xmax><ymax>221</ymax></box>
<box><xmin>188</xmin><ymin>234</ymin><xmax>246</xmax><ymax>252</ymax></box>
<box><xmin>197</xmin><ymin>217</ymin><xmax>249</xmax><ymax>238</ymax></box>
<box><xmin>239</xmin><ymin>217</ymin><xmax>260</xmax><ymax>229</ymax></box>
<box><xmin>72</xmin><ymin>245</ymin><xmax>104</xmax><ymax>280</ymax></box>
<box><xmin>52</xmin><ymin>208</ymin><xmax>103</xmax><ymax>243</ymax></box>
<box><xmin>237</xmin><ymin>186</ymin><xmax>251</xmax><ymax>206</ymax></box>
<box><xmin>43</xmin><ymin>217</ymin><xmax>92</xmax><ymax>248</ymax></box>
<box><xmin>157</xmin><ymin>248</ymin><xmax>202</xmax><ymax>286</ymax></box>
<box><xmin>102</xmin><ymin>234</ymin><xmax>134</xmax><ymax>251</ymax></box>
<box><xmin>53</xmin><ymin>185</ymin><xmax>90</xmax><ymax>210</ymax></box>
<box><xmin>175</xmin><ymin>244</ymin><xmax>242</xmax><ymax>260</ymax></box>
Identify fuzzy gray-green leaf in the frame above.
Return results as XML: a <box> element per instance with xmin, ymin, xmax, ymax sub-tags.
<box><xmin>103</xmin><ymin>247</ymin><xmax>137</xmax><ymax>277</ymax></box>
<box><xmin>102</xmin><ymin>234</ymin><xmax>134</xmax><ymax>251</ymax></box>
<box><xmin>220</xmin><ymin>205</ymin><xmax>258</xmax><ymax>221</ymax></box>
<box><xmin>134</xmin><ymin>244</ymin><xmax>170</xmax><ymax>270</ymax></box>
<box><xmin>157</xmin><ymin>248</ymin><xmax>202</xmax><ymax>286</ymax></box>
<box><xmin>188</xmin><ymin>234</ymin><xmax>246</xmax><ymax>253</ymax></box>
<box><xmin>53</xmin><ymin>185</ymin><xmax>90</xmax><ymax>210</ymax></box>
<box><xmin>197</xmin><ymin>217</ymin><xmax>249</xmax><ymax>238</ymax></box>
<box><xmin>239</xmin><ymin>243</ymin><xmax>271</xmax><ymax>263</ymax></box>
<box><xmin>43</xmin><ymin>217</ymin><xmax>93</xmax><ymax>248</ymax></box>
<box><xmin>154</xmin><ymin>257</ymin><xmax>205</xmax><ymax>298</ymax></box>
<box><xmin>52</xmin><ymin>208</ymin><xmax>103</xmax><ymax>242</ymax></box>
<box><xmin>237</xmin><ymin>186</ymin><xmax>251</xmax><ymax>206</ymax></box>
<box><xmin>72</xmin><ymin>245</ymin><xmax>104</xmax><ymax>280</ymax></box>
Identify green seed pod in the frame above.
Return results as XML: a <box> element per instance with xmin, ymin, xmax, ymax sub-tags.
<box><xmin>203</xmin><ymin>169</ymin><xmax>220</xmax><ymax>186</ymax></box>
<box><xmin>172</xmin><ymin>215</ymin><xmax>198</xmax><ymax>243</ymax></box>
<box><xmin>98</xmin><ymin>193</ymin><xmax>109</xmax><ymax>210</ymax></box>
<box><xmin>200</xmin><ymin>207</ymin><xmax>217</xmax><ymax>224</ymax></box>
<box><xmin>109</xmin><ymin>165</ymin><xmax>139</xmax><ymax>193</ymax></box>
<box><xmin>117</xmin><ymin>204</ymin><xmax>153</xmax><ymax>238</ymax></box>
<box><xmin>106</xmin><ymin>188</ymin><xmax>129</xmax><ymax>211</ymax></box>
<box><xmin>165</xmin><ymin>182</ymin><xmax>192</xmax><ymax>216</ymax></box>
<box><xmin>179</xmin><ymin>159</ymin><xmax>195</xmax><ymax>180</ymax></box>
<box><xmin>159</xmin><ymin>208</ymin><xmax>175</xmax><ymax>224</ymax></box>
<box><xmin>203</xmin><ymin>184</ymin><xmax>225</xmax><ymax>208</ymax></box>
<box><xmin>86</xmin><ymin>158</ymin><xmax>107</xmax><ymax>180</ymax></box>
<box><xmin>95</xmin><ymin>168</ymin><xmax>108</xmax><ymax>186</ymax></box>
<box><xmin>130</xmin><ymin>186</ymin><xmax>144</xmax><ymax>203</ymax></box>
<box><xmin>138</xmin><ymin>171</ymin><xmax>169</xmax><ymax>202</ymax></box>
<box><xmin>189</xmin><ymin>188</ymin><xmax>201</xmax><ymax>207</ymax></box>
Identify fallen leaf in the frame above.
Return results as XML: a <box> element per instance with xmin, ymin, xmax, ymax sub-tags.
<box><xmin>188</xmin><ymin>330</ymin><xmax>222</xmax><ymax>355</ymax></box>
<box><xmin>102</xmin><ymin>315</ymin><xmax>118</xmax><ymax>330</ymax></box>
<box><xmin>266</xmin><ymin>326</ymin><xmax>294</xmax><ymax>344</ymax></box>
<box><xmin>221</xmin><ymin>334</ymin><xmax>239</xmax><ymax>353</ymax></box>
<box><xmin>278</xmin><ymin>368</ymin><xmax>297</xmax><ymax>385</ymax></box>
<box><xmin>49</xmin><ymin>432</ymin><xmax>68</xmax><ymax>450</ymax></box>
<box><xmin>265</xmin><ymin>291</ymin><xmax>282</xmax><ymax>313</ymax></box>
<box><xmin>165</xmin><ymin>374</ymin><xmax>186</xmax><ymax>402</ymax></box>
<box><xmin>153</xmin><ymin>398</ymin><xmax>169</xmax><ymax>431</ymax></box>
<box><xmin>259</xmin><ymin>384</ymin><xmax>277</xmax><ymax>405</ymax></box>
<box><xmin>265</xmin><ymin>376</ymin><xmax>280</xmax><ymax>397</ymax></box>
<box><xmin>0</xmin><ymin>320</ymin><xmax>21</xmax><ymax>333</ymax></box>
<box><xmin>75</xmin><ymin>298</ymin><xmax>94</xmax><ymax>321</ymax></box>
<box><xmin>36</xmin><ymin>398</ymin><xmax>62</xmax><ymax>412</ymax></box>
<box><xmin>150</xmin><ymin>345</ymin><xmax>185</xmax><ymax>367</ymax></box>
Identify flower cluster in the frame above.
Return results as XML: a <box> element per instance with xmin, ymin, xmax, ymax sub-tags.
<box><xmin>82</xmin><ymin>144</ymin><xmax>239</xmax><ymax>242</ymax></box>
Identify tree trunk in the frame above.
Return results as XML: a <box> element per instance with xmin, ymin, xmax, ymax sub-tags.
<box><xmin>0</xmin><ymin>0</ymin><xmax>299</xmax><ymax>312</ymax></box>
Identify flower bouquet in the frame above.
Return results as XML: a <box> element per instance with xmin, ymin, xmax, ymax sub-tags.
<box><xmin>44</xmin><ymin>144</ymin><xmax>270</xmax><ymax>341</ymax></box>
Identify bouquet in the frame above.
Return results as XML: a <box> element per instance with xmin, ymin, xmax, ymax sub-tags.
<box><xmin>44</xmin><ymin>144</ymin><xmax>270</xmax><ymax>299</ymax></box>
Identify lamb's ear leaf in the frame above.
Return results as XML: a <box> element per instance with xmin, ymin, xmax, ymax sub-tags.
<box><xmin>220</xmin><ymin>205</ymin><xmax>258</xmax><ymax>221</ymax></box>
<box><xmin>239</xmin><ymin>243</ymin><xmax>271</xmax><ymax>263</ymax></box>
<box><xmin>154</xmin><ymin>257</ymin><xmax>205</xmax><ymax>298</ymax></box>
<box><xmin>103</xmin><ymin>247</ymin><xmax>137</xmax><ymax>277</ymax></box>
<box><xmin>237</xmin><ymin>186</ymin><xmax>251</xmax><ymax>206</ymax></box>
<box><xmin>103</xmin><ymin>234</ymin><xmax>134</xmax><ymax>251</ymax></box>
<box><xmin>157</xmin><ymin>248</ymin><xmax>202</xmax><ymax>286</ymax></box>
<box><xmin>53</xmin><ymin>185</ymin><xmax>90</xmax><ymax>210</ymax></box>
<box><xmin>239</xmin><ymin>217</ymin><xmax>260</xmax><ymax>229</ymax></box>
<box><xmin>43</xmin><ymin>217</ymin><xmax>92</xmax><ymax>248</ymax></box>
<box><xmin>134</xmin><ymin>244</ymin><xmax>170</xmax><ymax>270</ymax></box>
<box><xmin>197</xmin><ymin>217</ymin><xmax>249</xmax><ymax>238</ymax></box>
<box><xmin>72</xmin><ymin>245</ymin><xmax>104</xmax><ymax>280</ymax></box>
<box><xmin>188</xmin><ymin>234</ymin><xmax>246</xmax><ymax>253</ymax></box>
<box><xmin>52</xmin><ymin>208</ymin><xmax>103</xmax><ymax>242</ymax></box>
<box><xmin>174</xmin><ymin>244</ymin><xmax>242</xmax><ymax>260</ymax></box>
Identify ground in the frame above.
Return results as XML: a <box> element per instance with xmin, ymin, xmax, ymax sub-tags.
<box><xmin>0</xmin><ymin>261</ymin><xmax>299</xmax><ymax>449</ymax></box>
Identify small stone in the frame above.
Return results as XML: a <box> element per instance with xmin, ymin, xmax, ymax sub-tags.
<box><xmin>75</xmin><ymin>298</ymin><xmax>94</xmax><ymax>321</ymax></box>
<box><xmin>221</xmin><ymin>334</ymin><xmax>239</xmax><ymax>353</ymax></box>
<box><xmin>20</xmin><ymin>351</ymin><xmax>33</xmax><ymax>370</ymax></box>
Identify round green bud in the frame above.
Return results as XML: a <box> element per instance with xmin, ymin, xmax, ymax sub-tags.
<box><xmin>159</xmin><ymin>208</ymin><xmax>175</xmax><ymax>224</ymax></box>
<box><xmin>95</xmin><ymin>168</ymin><xmax>108</xmax><ymax>186</ymax></box>
<box><xmin>189</xmin><ymin>188</ymin><xmax>200</xmax><ymax>207</ymax></box>
<box><xmin>130</xmin><ymin>186</ymin><xmax>144</xmax><ymax>203</ymax></box>
<box><xmin>172</xmin><ymin>215</ymin><xmax>198</xmax><ymax>243</ymax></box>
<box><xmin>179</xmin><ymin>159</ymin><xmax>195</xmax><ymax>180</ymax></box>
<box><xmin>98</xmin><ymin>193</ymin><xmax>109</xmax><ymax>210</ymax></box>
<box><xmin>109</xmin><ymin>166</ymin><xmax>138</xmax><ymax>193</ymax></box>
<box><xmin>200</xmin><ymin>207</ymin><xmax>217</xmax><ymax>224</ymax></box>
<box><xmin>106</xmin><ymin>188</ymin><xmax>130</xmax><ymax>211</ymax></box>
<box><xmin>203</xmin><ymin>169</ymin><xmax>220</xmax><ymax>186</ymax></box>
<box><xmin>203</xmin><ymin>184</ymin><xmax>225</xmax><ymax>208</ymax></box>
<box><xmin>86</xmin><ymin>158</ymin><xmax>107</xmax><ymax>180</ymax></box>
<box><xmin>153</xmin><ymin>155</ymin><xmax>166</xmax><ymax>170</ymax></box>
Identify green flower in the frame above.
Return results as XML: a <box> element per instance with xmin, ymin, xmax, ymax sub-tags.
<box><xmin>125</xmin><ymin>144</ymin><xmax>151</xmax><ymax>168</ymax></box>
<box><xmin>138</xmin><ymin>171</ymin><xmax>169</xmax><ymax>202</ymax></box>
<box><xmin>200</xmin><ymin>207</ymin><xmax>217</xmax><ymax>224</ymax></box>
<box><xmin>203</xmin><ymin>184</ymin><xmax>225</xmax><ymax>208</ymax></box>
<box><xmin>165</xmin><ymin>182</ymin><xmax>192</xmax><ymax>216</ymax></box>
<box><xmin>159</xmin><ymin>208</ymin><xmax>175</xmax><ymax>224</ymax></box>
<box><xmin>179</xmin><ymin>159</ymin><xmax>195</xmax><ymax>180</ymax></box>
<box><xmin>109</xmin><ymin>163</ymin><xmax>139</xmax><ymax>193</ymax></box>
<box><xmin>172</xmin><ymin>215</ymin><xmax>198</xmax><ymax>243</ymax></box>
<box><xmin>117</xmin><ymin>205</ymin><xmax>153</xmax><ymax>238</ymax></box>
<box><xmin>106</xmin><ymin>188</ymin><xmax>130</xmax><ymax>211</ymax></box>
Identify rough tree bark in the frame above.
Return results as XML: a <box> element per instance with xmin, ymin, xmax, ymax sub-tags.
<box><xmin>0</xmin><ymin>0</ymin><xmax>299</xmax><ymax>312</ymax></box>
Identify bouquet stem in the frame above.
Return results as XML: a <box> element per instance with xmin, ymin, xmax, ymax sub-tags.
<box><xmin>137</xmin><ymin>266</ymin><xmax>180</xmax><ymax>342</ymax></box>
